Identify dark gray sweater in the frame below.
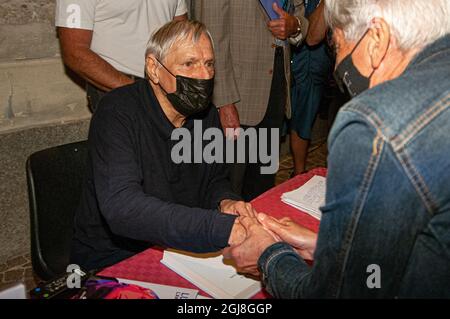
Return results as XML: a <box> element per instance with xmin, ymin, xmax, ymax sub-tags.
<box><xmin>71</xmin><ymin>80</ymin><xmax>239</xmax><ymax>270</ymax></box>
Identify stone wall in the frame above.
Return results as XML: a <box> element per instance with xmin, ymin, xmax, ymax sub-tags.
<box><xmin>0</xmin><ymin>0</ymin><xmax>90</xmax><ymax>275</ymax></box>
<box><xmin>0</xmin><ymin>0</ymin><xmax>89</xmax><ymax>133</ymax></box>
<box><xmin>0</xmin><ymin>0</ymin><xmax>59</xmax><ymax>60</ymax></box>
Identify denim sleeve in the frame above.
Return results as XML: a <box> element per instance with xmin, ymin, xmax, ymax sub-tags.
<box><xmin>258</xmin><ymin>111</ymin><xmax>383</xmax><ymax>298</ymax></box>
<box><xmin>258</xmin><ymin>242</ymin><xmax>311</xmax><ymax>298</ymax></box>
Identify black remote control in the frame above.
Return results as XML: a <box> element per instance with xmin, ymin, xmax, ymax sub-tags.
<box><xmin>30</xmin><ymin>267</ymin><xmax>90</xmax><ymax>299</ymax></box>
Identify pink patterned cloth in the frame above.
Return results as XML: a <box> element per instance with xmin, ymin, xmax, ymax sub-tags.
<box><xmin>98</xmin><ymin>168</ymin><xmax>327</xmax><ymax>299</ymax></box>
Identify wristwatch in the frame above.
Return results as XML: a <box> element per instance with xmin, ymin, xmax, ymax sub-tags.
<box><xmin>289</xmin><ymin>16</ymin><xmax>304</xmax><ymax>46</ymax></box>
<box><xmin>292</xmin><ymin>16</ymin><xmax>302</xmax><ymax>38</ymax></box>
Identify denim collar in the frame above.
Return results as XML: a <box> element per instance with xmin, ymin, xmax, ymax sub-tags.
<box><xmin>406</xmin><ymin>34</ymin><xmax>450</xmax><ymax>73</ymax></box>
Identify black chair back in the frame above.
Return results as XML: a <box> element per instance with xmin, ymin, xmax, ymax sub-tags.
<box><xmin>26</xmin><ymin>141</ymin><xmax>88</xmax><ymax>280</ymax></box>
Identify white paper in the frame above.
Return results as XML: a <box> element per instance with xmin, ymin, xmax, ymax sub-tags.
<box><xmin>281</xmin><ymin>175</ymin><xmax>326</xmax><ymax>220</ymax></box>
<box><xmin>0</xmin><ymin>283</ymin><xmax>26</xmax><ymax>299</ymax></box>
<box><xmin>161</xmin><ymin>250</ymin><xmax>262</xmax><ymax>299</ymax></box>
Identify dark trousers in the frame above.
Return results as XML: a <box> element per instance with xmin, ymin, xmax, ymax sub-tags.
<box><xmin>230</xmin><ymin>47</ymin><xmax>286</xmax><ymax>201</ymax></box>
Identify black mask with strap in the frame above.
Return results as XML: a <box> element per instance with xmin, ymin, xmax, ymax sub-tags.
<box><xmin>333</xmin><ymin>29</ymin><xmax>375</xmax><ymax>98</ymax></box>
<box><xmin>157</xmin><ymin>59</ymin><xmax>214</xmax><ymax>117</ymax></box>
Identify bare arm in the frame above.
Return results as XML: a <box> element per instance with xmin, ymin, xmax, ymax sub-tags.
<box><xmin>58</xmin><ymin>11</ymin><xmax>187</xmax><ymax>91</ymax></box>
<box><xmin>173</xmin><ymin>13</ymin><xmax>188</xmax><ymax>21</ymax></box>
<box><xmin>305</xmin><ymin>0</ymin><xmax>327</xmax><ymax>46</ymax></box>
<box><xmin>58</xmin><ymin>27</ymin><xmax>133</xmax><ymax>91</ymax></box>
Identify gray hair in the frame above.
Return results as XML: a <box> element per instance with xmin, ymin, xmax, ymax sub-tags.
<box><xmin>324</xmin><ymin>0</ymin><xmax>449</xmax><ymax>51</ymax></box>
<box><xmin>145</xmin><ymin>20</ymin><xmax>214</xmax><ymax>63</ymax></box>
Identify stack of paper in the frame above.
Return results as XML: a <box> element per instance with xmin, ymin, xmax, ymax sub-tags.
<box><xmin>281</xmin><ymin>175</ymin><xmax>326</xmax><ymax>220</ymax></box>
<box><xmin>161</xmin><ymin>250</ymin><xmax>261</xmax><ymax>299</ymax></box>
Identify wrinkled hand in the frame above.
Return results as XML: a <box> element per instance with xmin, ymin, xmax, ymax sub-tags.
<box><xmin>257</xmin><ymin>213</ymin><xmax>318</xmax><ymax>261</ymax></box>
<box><xmin>218</xmin><ymin>104</ymin><xmax>240</xmax><ymax>140</ymax></box>
<box><xmin>224</xmin><ymin>216</ymin><xmax>279</xmax><ymax>276</ymax></box>
<box><xmin>220</xmin><ymin>200</ymin><xmax>257</xmax><ymax>218</ymax></box>
<box><xmin>228</xmin><ymin>219</ymin><xmax>246</xmax><ymax>247</ymax></box>
<box><xmin>268</xmin><ymin>3</ymin><xmax>300</xmax><ymax>40</ymax></box>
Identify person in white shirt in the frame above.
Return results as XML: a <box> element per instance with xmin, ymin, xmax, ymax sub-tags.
<box><xmin>55</xmin><ymin>0</ymin><xmax>188</xmax><ymax>111</ymax></box>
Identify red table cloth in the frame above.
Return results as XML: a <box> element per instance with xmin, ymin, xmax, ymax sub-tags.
<box><xmin>98</xmin><ymin>167</ymin><xmax>327</xmax><ymax>299</ymax></box>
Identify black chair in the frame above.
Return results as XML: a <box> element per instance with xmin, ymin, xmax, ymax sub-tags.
<box><xmin>26</xmin><ymin>141</ymin><xmax>88</xmax><ymax>281</ymax></box>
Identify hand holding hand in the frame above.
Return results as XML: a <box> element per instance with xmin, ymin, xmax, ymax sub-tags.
<box><xmin>220</xmin><ymin>200</ymin><xmax>257</xmax><ymax>218</ymax></box>
<box><xmin>224</xmin><ymin>216</ymin><xmax>279</xmax><ymax>276</ymax></box>
<box><xmin>257</xmin><ymin>213</ymin><xmax>318</xmax><ymax>261</ymax></box>
<box><xmin>228</xmin><ymin>219</ymin><xmax>247</xmax><ymax>247</ymax></box>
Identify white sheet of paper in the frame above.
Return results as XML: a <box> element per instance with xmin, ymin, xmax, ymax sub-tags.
<box><xmin>0</xmin><ymin>283</ymin><xmax>26</xmax><ymax>299</ymax></box>
<box><xmin>161</xmin><ymin>250</ymin><xmax>262</xmax><ymax>299</ymax></box>
<box><xmin>281</xmin><ymin>175</ymin><xmax>326</xmax><ymax>220</ymax></box>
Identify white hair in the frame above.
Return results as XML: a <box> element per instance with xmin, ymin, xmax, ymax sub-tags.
<box><xmin>324</xmin><ymin>0</ymin><xmax>449</xmax><ymax>51</ymax></box>
<box><xmin>145</xmin><ymin>20</ymin><xmax>214</xmax><ymax>63</ymax></box>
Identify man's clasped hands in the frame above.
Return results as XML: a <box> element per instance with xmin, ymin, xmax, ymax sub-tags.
<box><xmin>219</xmin><ymin>200</ymin><xmax>318</xmax><ymax>276</ymax></box>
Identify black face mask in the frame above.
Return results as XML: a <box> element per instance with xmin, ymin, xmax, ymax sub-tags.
<box><xmin>157</xmin><ymin>59</ymin><xmax>214</xmax><ymax>117</ymax></box>
<box><xmin>333</xmin><ymin>30</ymin><xmax>374</xmax><ymax>98</ymax></box>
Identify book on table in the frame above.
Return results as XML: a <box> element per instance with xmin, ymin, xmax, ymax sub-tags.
<box><xmin>160</xmin><ymin>249</ymin><xmax>262</xmax><ymax>299</ymax></box>
<box><xmin>281</xmin><ymin>175</ymin><xmax>326</xmax><ymax>220</ymax></box>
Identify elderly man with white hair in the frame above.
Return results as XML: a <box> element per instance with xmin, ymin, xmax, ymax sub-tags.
<box><xmin>71</xmin><ymin>20</ymin><xmax>254</xmax><ymax>271</ymax></box>
<box><xmin>226</xmin><ymin>0</ymin><xmax>450</xmax><ymax>298</ymax></box>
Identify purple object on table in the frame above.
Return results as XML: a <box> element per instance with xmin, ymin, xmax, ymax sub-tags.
<box><xmin>259</xmin><ymin>0</ymin><xmax>285</xmax><ymax>20</ymax></box>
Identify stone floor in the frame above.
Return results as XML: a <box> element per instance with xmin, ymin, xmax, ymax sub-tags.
<box><xmin>0</xmin><ymin>140</ymin><xmax>328</xmax><ymax>294</ymax></box>
<box><xmin>276</xmin><ymin>140</ymin><xmax>328</xmax><ymax>185</ymax></box>
<box><xmin>0</xmin><ymin>253</ymin><xmax>40</xmax><ymax>293</ymax></box>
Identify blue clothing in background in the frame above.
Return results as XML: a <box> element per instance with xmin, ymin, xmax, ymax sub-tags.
<box><xmin>290</xmin><ymin>0</ymin><xmax>332</xmax><ymax>139</ymax></box>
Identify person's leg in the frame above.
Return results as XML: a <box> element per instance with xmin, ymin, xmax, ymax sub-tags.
<box><xmin>290</xmin><ymin>44</ymin><xmax>334</xmax><ymax>178</ymax></box>
<box><xmin>290</xmin><ymin>73</ymin><xmax>328</xmax><ymax>177</ymax></box>
<box><xmin>289</xmin><ymin>49</ymin><xmax>314</xmax><ymax>178</ymax></box>
<box><xmin>290</xmin><ymin>131</ymin><xmax>310</xmax><ymax>176</ymax></box>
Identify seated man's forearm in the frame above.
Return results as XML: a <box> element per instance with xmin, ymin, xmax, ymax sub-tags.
<box><xmin>99</xmin><ymin>187</ymin><xmax>237</xmax><ymax>253</ymax></box>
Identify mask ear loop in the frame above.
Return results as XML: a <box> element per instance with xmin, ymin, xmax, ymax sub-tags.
<box><xmin>155</xmin><ymin>58</ymin><xmax>177</xmax><ymax>78</ymax></box>
<box><xmin>349</xmin><ymin>28</ymin><xmax>370</xmax><ymax>56</ymax></box>
<box><xmin>154</xmin><ymin>57</ymin><xmax>176</xmax><ymax>95</ymax></box>
<box><xmin>348</xmin><ymin>28</ymin><xmax>376</xmax><ymax>82</ymax></box>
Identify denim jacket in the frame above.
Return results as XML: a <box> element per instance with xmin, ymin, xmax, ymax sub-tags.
<box><xmin>258</xmin><ymin>35</ymin><xmax>450</xmax><ymax>298</ymax></box>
